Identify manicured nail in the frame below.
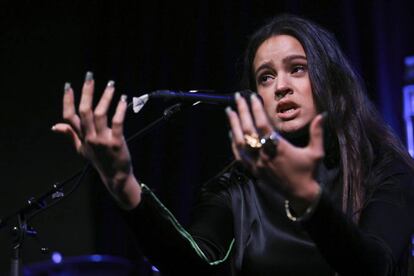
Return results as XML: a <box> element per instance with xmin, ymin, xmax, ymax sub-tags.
<box><xmin>51</xmin><ymin>125</ymin><xmax>56</xmax><ymax>131</ymax></box>
<box><xmin>85</xmin><ymin>71</ymin><xmax>94</xmax><ymax>82</ymax></box>
<box><xmin>121</xmin><ymin>94</ymin><xmax>128</xmax><ymax>102</ymax></box>
<box><xmin>225</xmin><ymin>106</ymin><xmax>233</xmax><ymax>115</ymax></box>
<box><xmin>234</xmin><ymin>92</ymin><xmax>241</xmax><ymax>101</ymax></box>
<box><xmin>64</xmin><ymin>82</ymin><xmax>71</xmax><ymax>92</ymax></box>
<box><xmin>228</xmin><ymin>131</ymin><xmax>233</xmax><ymax>139</ymax></box>
<box><xmin>107</xmin><ymin>80</ymin><xmax>115</xmax><ymax>87</ymax></box>
<box><xmin>250</xmin><ymin>93</ymin><xmax>259</xmax><ymax>102</ymax></box>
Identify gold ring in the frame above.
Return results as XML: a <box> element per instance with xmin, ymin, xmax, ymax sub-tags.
<box><xmin>244</xmin><ymin>133</ymin><xmax>262</xmax><ymax>149</ymax></box>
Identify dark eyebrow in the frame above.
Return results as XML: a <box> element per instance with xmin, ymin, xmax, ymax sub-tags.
<box><xmin>282</xmin><ymin>54</ymin><xmax>307</xmax><ymax>63</ymax></box>
<box><xmin>254</xmin><ymin>55</ymin><xmax>307</xmax><ymax>76</ymax></box>
<box><xmin>254</xmin><ymin>61</ymin><xmax>274</xmax><ymax>76</ymax></box>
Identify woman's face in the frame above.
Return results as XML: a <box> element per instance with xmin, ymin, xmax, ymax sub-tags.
<box><xmin>253</xmin><ymin>35</ymin><xmax>317</xmax><ymax>134</ymax></box>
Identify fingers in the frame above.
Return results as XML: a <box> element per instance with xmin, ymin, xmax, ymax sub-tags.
<box><xmin>112</xmin><ymin>95</ymin><xmax>128</xmax><ymax>139</ymax></box>
<box><xmin>250</xmin><ymin>94</ymin><xmax>273</xmax><ymax>136</ymax></box>
<box><xmin>94</xmin><ymin>80</ymin><xmax>115</xmax><ymax>135</ymax></box>
<box><xmin>227</xmin><ymin>93</ymin><xmax>274</xmax><ymax>161</ymax></box>
<box><xmin>79</xmin><ymin>71</ymin><xmax>96</xmax><ymax>139</ymax></box>
<box><xmin>308</xmin><ymin>113</ymin><xmax>325</xmax><ymax>160</ymax></box>
<box><xmin>227</xmin><ymin>93</ymin><xmax>265</xmax><ymax>167</ymax></box>
<box><xmin>235</xmin><ymin>92</ymin><xmax>256</xmax><ymax>135</ymax></box>
<box><xmin>226</xmin><ymin>106</ymin><xmax>244</xmax><ymax>149</ymax></box>
<box><xmin>60</xmin><ymin>73</ymin><xmax>127</xmax><ymax>147</ymax></box>
<box><xmin>230</xmin><ymin>140</ymin><xmax>242</xmax><ymax>161</ymax></box>
<box><xmin>52</xmin><ymin>123</ymin><xmax>83</xmax><ymax>152</ymax></box>
<box><xmin>63</xmin><ymin>83</ymin><xmax>82</xmax><ymax>138</ymax></box>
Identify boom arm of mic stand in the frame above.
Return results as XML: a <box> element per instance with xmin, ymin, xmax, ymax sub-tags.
<box><xmin>0</xmin><ymin>102</ymin><xmax>186</xmax><ymax>227</ymax></box>
<box><xmin>0</xmin><ymin>102</ymin><xmax>188</xmax><ymax>276</ymax></box>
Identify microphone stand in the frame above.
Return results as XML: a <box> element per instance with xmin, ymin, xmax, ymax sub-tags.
<box><xmin>0</xmin><ymin>102</ymin><xmax>188</xmax><ymax>276</ymax></box>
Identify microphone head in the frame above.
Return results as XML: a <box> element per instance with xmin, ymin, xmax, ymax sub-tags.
<box><xmin>131</xmin><ymin>89</ymin><xmax>263</xmax><ymax>113</ymax></box>
<box><xmin>132</xmin><ymin>94</ymin><xmax>149</xmax><ymax>113</ymax></box>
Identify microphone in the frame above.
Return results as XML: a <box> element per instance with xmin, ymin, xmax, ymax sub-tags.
<box><xmin>132</xmin><ymin>89</ymin><xmax>256</xmax><ymax>113</ymax></box>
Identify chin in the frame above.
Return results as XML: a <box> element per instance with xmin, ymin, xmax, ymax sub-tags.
<box><xmin>276</xmin><ymin>120</ymin><xmax>307</xmax><ymax>134</ymax></box>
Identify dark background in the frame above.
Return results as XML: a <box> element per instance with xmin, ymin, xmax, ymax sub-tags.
<box><xmin>1</xmin><ymin>0</ymin><xmax>413</xmax><ymax>274</ymax></box>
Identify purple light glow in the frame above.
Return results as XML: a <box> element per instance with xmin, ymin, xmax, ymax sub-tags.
<box><xmin>403</xmin><ymin>85</ymin><xmax>414</xmax><ymax>157</ymax></box>
<box><xmin>51</xmin><ymin>252</ymin><xmax>62</xmax><ymax>264</ymax></box>
<box><xmin>90</xmin><ymin>255</ymin><xmax>103</xmax><ymax>262</ymax></box>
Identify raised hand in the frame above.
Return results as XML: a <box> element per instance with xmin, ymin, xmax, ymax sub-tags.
<box><xmin>226</xmin><ymin>93</ymin><xmax>323</xmax><ymax>211</ymax></box>
<box><xmin>52</xmin><ymin>72</ymin><xmax>141</xmax><ymax>209</ymax></box>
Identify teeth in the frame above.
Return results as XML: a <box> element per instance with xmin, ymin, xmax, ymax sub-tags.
<box><xmin>281</xmin><ymin>108</ymin><xmax>295</xmax><ymax>113</ymax></box>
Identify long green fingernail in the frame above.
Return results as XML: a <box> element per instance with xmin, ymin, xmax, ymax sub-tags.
<box><xmin>85</xmin><ymin>71</ymin><xmax>94</xmax><ymax>82</ymax></box>
<box><xmin>107</xmin><ymin>80</ymin><xmax>115</xmax><ymax>87</ymax></box>
<box><xmin>64</xmin><ymin>82</ymin><xmax>71</xmax><ymax>92</ymax></box>
<box><xmin>250</xmin><ymin>93</ymin><xmax>258</xmax><ymax>102</ymax></box>
<box><xmin>234</xmin><ymin>92</ymin><xmax>241</xmax><ymax>101</ymax></box>
<box><xmin>225</xmin><ymin>106</ymin><xmax>233</xmax><ymax>115</ymax></box>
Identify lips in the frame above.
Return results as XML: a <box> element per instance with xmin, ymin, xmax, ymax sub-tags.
<box><xmin>276</xmin><ymin>100</ymin><xmax>300</xmax><ymax>120</ymax></box>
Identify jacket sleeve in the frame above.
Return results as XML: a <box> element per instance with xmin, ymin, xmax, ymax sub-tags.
<box><xmin>120</xmin><ymin>179</ymin><xmax>235</xmax><ymax>275</ymax></box>
<box><xmin>302</xmin><ymin>166</ymin><xmax>414</xmax><ymax>276</ymax></box>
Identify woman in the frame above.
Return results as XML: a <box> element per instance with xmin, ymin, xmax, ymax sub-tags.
<box><xmin>52</xmin><ymin>15</ymin><xmax>414</xmax><ymax>275</ymax></box>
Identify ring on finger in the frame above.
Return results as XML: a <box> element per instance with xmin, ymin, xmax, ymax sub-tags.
<box><xmin>260</xmin><ymin>131</ymin><xmax>280</xmax><ymax>158</ymax></box>
<box><xmin>244</xmin><ymin>133</ymin><xmax>262</xmax><ymax>149</ymax></box>
<box><xmin>243</xmin><ymin>133</ymin><xmax>262</xmax><ymax>159</ymax></box>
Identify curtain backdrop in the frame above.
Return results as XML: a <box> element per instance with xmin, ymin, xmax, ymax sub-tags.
<box><xmin>1</xmin><ymin>0</ymin><xmax>413</xmax><ymax>274</ymax></box>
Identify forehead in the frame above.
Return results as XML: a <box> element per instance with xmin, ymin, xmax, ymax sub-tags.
<box><xmin>253</xmin><ymin>35</ymin><xmax>306</xmax><ymax>69</ymax></box>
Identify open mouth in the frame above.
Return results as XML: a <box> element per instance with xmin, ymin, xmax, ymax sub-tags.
<box><xmin>277</xmin><ymin>101</ymin><xmax>299</xmax><ymax>114</ymax></box>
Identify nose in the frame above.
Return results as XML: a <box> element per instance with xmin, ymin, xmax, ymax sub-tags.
<box><xmin>274</xmin><ymin>74</ymin><xmax>292</xmax><ymax>100</ymax></box>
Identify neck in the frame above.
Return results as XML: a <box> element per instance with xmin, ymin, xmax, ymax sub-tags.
<box><xmin>280</xmin><ymin>123</ymin><xmax>339</xmax><ymax>168</ymax></box>
<box><xmin>280</xmin><ymin>125</ymin><xmax>310</xmax><ymax>148</ymax></box>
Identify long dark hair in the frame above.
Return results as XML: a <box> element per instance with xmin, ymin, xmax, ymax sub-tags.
<box><xmin>241</xmin><ymin>14</ymin><xmax>413</xmax><ymax>220</ymax></box>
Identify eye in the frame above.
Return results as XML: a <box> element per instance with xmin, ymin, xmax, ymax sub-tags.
<box><xmin>291</xmin><ymin>64</ymin><xmax>307</xmax><ymax>75</ymax></box>
<box><xmin>257</xmin><ymin>74</ymin><xmax>275</xmax><ymax>86</ymax></box>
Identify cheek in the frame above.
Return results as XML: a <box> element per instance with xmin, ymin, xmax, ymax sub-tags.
<box><xmin>301</xmin><ymin>82</ymin><xmax>316</xmax><ymax>114</ymax></box>
<box><xmin>258</xmin><ymin>90</ymin><xmax>275</xmax><ymax>113</ymax></box>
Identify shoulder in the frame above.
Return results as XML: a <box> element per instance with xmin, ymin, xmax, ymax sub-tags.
<box><xmin>200</xmin><ymin>161</ymin><xmax>253</xmax><ymax>195</ymax></box>
<box><xmin>377</xmin><ymin>156</ymin><xmax>414</xmax><ymax>182</ymax></box>
<box><xmin>367</xmin><ymin>155</ymin><xmax>414</xmax><ymax>204</ymax></box>
<box><xmin>369</xmin><ymin>149</ymin><xmax>413</xmax><ymax>182</ymax></box>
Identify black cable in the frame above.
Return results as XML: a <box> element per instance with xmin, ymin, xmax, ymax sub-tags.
<box><xmin>0</xmin><ymin>102</ymin><xmax>187</xmax><ymax>227</ymax></box>
<box><xmin>27</xmin><ymin>163</ymin><xmax>92</xmax><ymax>221</ymax></box>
